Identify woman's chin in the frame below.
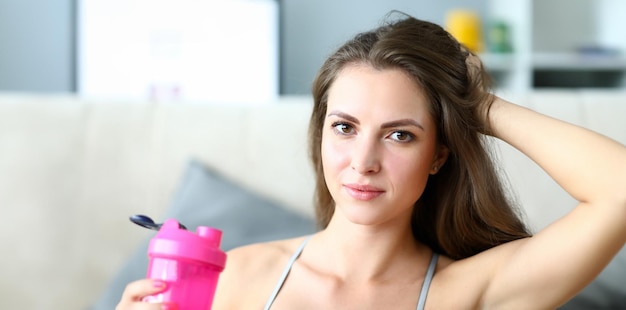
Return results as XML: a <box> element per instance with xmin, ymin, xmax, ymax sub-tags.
<box><xmin>336</xmin><ymin>204</ymin><xmax>394</xmax><ymax>227</ymax></box>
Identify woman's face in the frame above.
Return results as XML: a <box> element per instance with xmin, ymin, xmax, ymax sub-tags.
<box><xmin>321</xmin><ymin>64</ymin><xmax>448</xmax><ymax>226</ymax></box>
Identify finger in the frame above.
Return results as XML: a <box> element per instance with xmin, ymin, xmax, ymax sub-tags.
<box><xmin>115</xmin><ymin>302</ymin><xmax>165</xmax><ymax>310</ymax></box>
<box><xmin>115</xmin><ymin>301</ymin><xmax>169</xmax><ymax>310</ymax></box>
<box><xmin>120</xmin><ymin>279</ymin><xmax>168</xmax><ymax>303</ymax></box>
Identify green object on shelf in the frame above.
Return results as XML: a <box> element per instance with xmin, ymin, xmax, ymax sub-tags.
<box><xmin>488</xmin><ymin>21</ymin><xmax>513</xmax><ymax>53</ymax></box>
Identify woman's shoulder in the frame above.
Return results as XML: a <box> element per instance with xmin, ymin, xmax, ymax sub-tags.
<box><xmin>226</xmin><ymin>236</ymin><xmax>309</xmax><ymax>269</ymax></box>
<box><xmin>213</xmin><ymin>235</ymin><xmax>311</xmax><ymax>308</ymax></box>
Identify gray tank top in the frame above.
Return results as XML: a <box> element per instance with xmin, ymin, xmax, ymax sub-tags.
<box><xmin>263</xmin><ymin>236</ymin><xmax>439</xmax><ymax>310</ymax></box>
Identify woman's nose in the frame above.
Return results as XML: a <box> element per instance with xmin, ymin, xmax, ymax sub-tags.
<box><xmin>350</xmin><ymin>137</ymin><xmax>381</xmax><ymax>174</ymax></box>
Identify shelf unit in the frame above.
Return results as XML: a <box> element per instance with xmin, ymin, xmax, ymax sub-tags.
<box><xmin>482</xmin><ymin>0</ymin><xmax>626</xmax><ymax>91</ymax></box>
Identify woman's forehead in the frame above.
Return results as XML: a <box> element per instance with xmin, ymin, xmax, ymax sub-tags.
<box><xmin>326</xmin><ymin>65</ymin><xmax>432</xmax><ymax>120</ymax></box>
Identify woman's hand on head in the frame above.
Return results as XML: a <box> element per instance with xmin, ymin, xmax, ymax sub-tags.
<box><xmin>115</xmin><ymin>279</ymin><xmax>178</xmax><ymax>310</ymax></box>
<box><xmin>464</xmin><ymin>49</ymin><xmax>483</xmax><ymax>86</ymax></box>
<box><xmin>463</xmin><ymin>47</ymin><xmax>496</xmax><ymax>135</ymax></box>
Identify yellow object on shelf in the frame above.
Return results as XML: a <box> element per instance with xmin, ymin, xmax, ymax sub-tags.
<box><xmin>445</xmin><ymin>9</ymin><xmax>483</xmax><ymax>53</ymax></box>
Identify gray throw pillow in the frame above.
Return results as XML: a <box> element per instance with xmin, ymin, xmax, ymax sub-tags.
<box><xmin>91</xmin><ymin>159</ymin><xmax>316</xmax><ymax>310</ymax></box>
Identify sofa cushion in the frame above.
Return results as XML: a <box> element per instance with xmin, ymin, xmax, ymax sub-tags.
<box><xmin>91</xmin><ymin>159</ymin><xmax>316</xmax><ymax>309</ymax></box>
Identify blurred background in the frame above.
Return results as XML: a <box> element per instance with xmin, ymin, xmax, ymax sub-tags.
<box><xmin>0</xmin><ymin>0</ymin><xmax>625</xmax><ymax>102</ymax></box>
<box><xmin>2</xmin><ymin>2</ymin><xmax>626</xmax><ymax>309</ymax></box>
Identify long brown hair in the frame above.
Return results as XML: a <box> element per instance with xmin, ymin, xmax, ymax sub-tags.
<box><xmin>308</xmin><ymin>13</ymin><xmax>531</xmax><ymax>260</ymax></box>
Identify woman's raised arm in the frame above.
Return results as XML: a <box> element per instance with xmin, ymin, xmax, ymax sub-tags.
<box><xmin>482</xmin><ymin>96</ymin><xmax>626</xmax><ymax>309</ymax></box>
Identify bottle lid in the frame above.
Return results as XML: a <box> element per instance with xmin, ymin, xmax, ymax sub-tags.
<box><xmin>148</xmin><ymin>219</ymin><xmax>226</xmax><ymax>269</ymax></box>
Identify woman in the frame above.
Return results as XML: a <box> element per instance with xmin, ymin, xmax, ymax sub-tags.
<box><xmin>117</xmin><ymin>13</ymin><xmax>626</xmax><ymax>310</ymax></box>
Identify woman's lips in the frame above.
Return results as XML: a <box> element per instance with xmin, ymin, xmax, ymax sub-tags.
<box><xmin>343</xmin><ymin>184</ymin><xmax>385</xmax><ymax>201</ymax></box>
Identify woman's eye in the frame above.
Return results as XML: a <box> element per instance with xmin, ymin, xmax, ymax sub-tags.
<box><xmin>332</xmin><ymin>123</ymin><xmax>354</xmax><ymax>135</ymax></box>
<box><xmin>390</xmin><ymin>131</ymin><xmax>414</xmax><ymax>142</ymax></box>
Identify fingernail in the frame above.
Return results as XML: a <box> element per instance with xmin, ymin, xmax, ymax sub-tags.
<box><xmin>152</xmin><ymin>280</ymin><xmax>167</xmax><ymax>288</ymax></box>
<box><xmin>162</xmin><ymin>302</ymin><xmax>178</xmax><ymax>310</ymax></box>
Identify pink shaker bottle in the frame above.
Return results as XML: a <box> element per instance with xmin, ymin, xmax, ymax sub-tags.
<box><xmin>142</xmin><ymin>219</ymin><xmax>227</xmax><ymax>310</ymax></box>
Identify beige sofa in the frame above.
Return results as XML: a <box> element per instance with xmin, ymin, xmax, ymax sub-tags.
<box><xmin>0</xmin><ymin>91</ymin><xmax>624</xmax><ymax>309</ymax></box>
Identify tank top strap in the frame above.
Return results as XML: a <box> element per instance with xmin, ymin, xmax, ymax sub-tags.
<box><xmin>263</xmin><ymin>235</ymin><xmax>312</xmax><ymax>310</ymax></box>
<box><xmin>416</xmin><ymin>252</ymin><xmax>439</xmax><ymax>310</ymax></box>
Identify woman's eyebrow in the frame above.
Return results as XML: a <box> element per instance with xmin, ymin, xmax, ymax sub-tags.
<box><xmin>381</xmin><ymin>119</ymin><xmax>424</xmax><ymax>131</ymax></box>
<box><xmin>327</xmin><ymin>112</ymin><xmax>424</xmax><ymax>131</ymax></box>
<box><xmin>327</xmin><ymin>111</ymin><xmax>359</xmax><ymax>124</ymax></box>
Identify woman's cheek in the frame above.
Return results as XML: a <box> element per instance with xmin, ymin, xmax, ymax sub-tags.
<box><xmin>322</xmin><ymin>138</ymin><xmax>350</xmax><ymax>173</ymax></box>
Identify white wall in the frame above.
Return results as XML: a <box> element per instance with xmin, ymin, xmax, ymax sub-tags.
<box><xmin>596</xmin><ymin>0</ymin><xmax>626</xmax><ymax>52</ymax></box>
<box><xmin>0</xmin><ymin>0</ymin><xmax>488</xmax><ymax>95</ymax></box>
<box><xmin>0</xmin><ymin>0</ymin><xmax>74</xmax><ymax>92</ymax></box>
<box><xmin>78</xmin><ymin>0</ymin><xmax>279</xmax><ymax>104</ymax></box>
<box><xmin>280</xmin><ymin>0</ymin><xmax>486</xmax><ymax>94</ymax></box>
<box><xmin>532</xmin><ymin>0</ymin><xmax>597</xmax><ymax>52</ymax></box>
<box><xmin>532</xmin><ymin>0</ymin><xmax>626</xmax><ymax>53</ymax></box>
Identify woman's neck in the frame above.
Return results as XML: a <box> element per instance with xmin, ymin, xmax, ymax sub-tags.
<box><xmin>311</xmin><ymin>212</ymin><xmax>431</xmax><ymax>283</ymax></box>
